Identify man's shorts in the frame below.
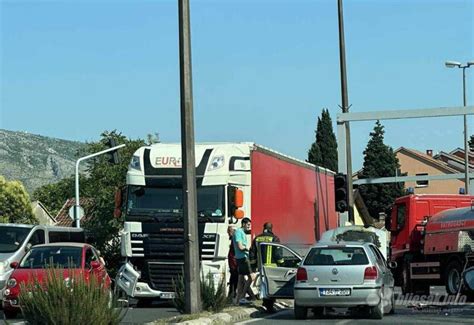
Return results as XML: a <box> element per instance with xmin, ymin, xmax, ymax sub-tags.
<box><xmin>236</xmin><ymin>257</ymin><xmax>252</xmax><ymax>276</ymax></box>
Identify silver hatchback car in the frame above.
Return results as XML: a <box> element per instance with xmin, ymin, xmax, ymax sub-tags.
<box><xmin>256</xmin><ymin>241</ymin><xmax>396</xmax><ymax>320</ymax></box>
<box><xmin>294</xmin><ymin>242</ymin><xmax>395</xmax><ymax>319</ymax></box>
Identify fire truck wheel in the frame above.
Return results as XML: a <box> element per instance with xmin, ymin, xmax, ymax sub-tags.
<box><xmin>401</xmin><ymin>264</ymin><xmax>412</xmax><ymax>294</ymax></box>
<box><xmin>445</xmin><ymin>260</ymin><xmax>462</xmax><ymax>295</ymax></box>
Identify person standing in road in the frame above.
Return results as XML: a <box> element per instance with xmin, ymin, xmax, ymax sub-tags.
<box><xmin>249</xmin><ymin>222</ymin><xmax>284</xmax><ymax>312</ymax></box>
<box><xmin>227</xmin><ymin>226</ymin><xmax>238</xmax><ymax>299</ymax></box>
<box><xmin>233</xmin><ymin>217</ymin><xmax>255</xmax><ymax>305</ymax></box>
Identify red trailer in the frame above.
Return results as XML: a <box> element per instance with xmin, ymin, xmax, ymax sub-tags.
<box><xmin>250</xmin><ymin>145</ymin><xmax>338</xmax><ymax>251</ymax></box>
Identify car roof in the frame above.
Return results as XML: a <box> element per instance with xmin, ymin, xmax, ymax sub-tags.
<box><xmin>312</xmin><ymin>241</ymin><xmax>373</xmax><ymax>248</ymax></box>
<box><xmin>32</xmin><ymin>242</ymin><xmax>89</xmax><ymax>248</ymax></box>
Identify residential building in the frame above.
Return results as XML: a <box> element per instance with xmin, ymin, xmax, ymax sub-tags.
<box><xmin>395</xmin><ymin>147</ymin><xmax>465</xmax><ymax>194</ymax></box>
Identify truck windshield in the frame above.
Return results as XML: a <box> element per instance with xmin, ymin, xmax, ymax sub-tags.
<box><xmin>0</xmin><ymin>226</ymin><xmax>33</xmax><ymax>253</ymax></box>
<box><xmin>127</xmin><ymin>185</ymin><xmax>225</xmax><ymax>219</ymax></box>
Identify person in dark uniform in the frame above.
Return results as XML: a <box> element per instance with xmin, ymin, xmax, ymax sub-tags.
<box><xmin>227</xmin><ymin>226</ymin><xmax>238</xmax><ymax>299</ymax></box>
<box><xmin>249</xmin><ymin>222</ymin><xmax>284</xmax><ymax>312</ymax></box>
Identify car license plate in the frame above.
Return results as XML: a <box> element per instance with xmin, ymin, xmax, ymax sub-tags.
<box><xmin>160</xmin><ymin>292</ymin><xmax>175</xmax><ymax>299</ymax></box>
<box><xmin>319</xmin><ymin>288</ymin><xmax>351</xmax><ymax>296</ymax></box>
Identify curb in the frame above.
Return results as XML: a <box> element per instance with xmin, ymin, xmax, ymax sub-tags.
<box><xmin>170</xmin><ymin>301</ymin><xmax>289</xmax><ymax>324</ymax></box>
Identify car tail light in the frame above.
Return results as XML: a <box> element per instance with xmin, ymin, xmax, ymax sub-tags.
<box><xmin>296</xmin><ymin>267</ymin><xmax>307</xmax><ymax>281</ymax></box>
<box><xmin>364</xmin><ymin>266</ymin><xmax>378</xmax><ymax>280</ymax></box>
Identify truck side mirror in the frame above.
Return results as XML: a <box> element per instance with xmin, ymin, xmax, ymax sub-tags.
<box><xmin>463</xmin><ymin>267</ymin><xmax>474</xmax><ymax>291</ymax></box>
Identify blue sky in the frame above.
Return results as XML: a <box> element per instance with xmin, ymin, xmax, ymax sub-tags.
<box><xmin>1</xmin><ymin>0</ymin><xmax>473</xmax><ymax>170</ymax></box>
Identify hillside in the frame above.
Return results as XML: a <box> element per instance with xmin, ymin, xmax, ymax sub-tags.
<box><xmin>0</xmin><ymin>129</ymin><xmax>85</xmax><ymax>194</ymax></box>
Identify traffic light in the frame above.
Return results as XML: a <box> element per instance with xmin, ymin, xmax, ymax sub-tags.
<box><xmin>107</xmin><ymin>138</ymin><xmax>120</xmax><ymax>164</ymax></box>
<box><xmin>334</xmin><ymin>173</ymin><xmax>348</xmax><ymax>213</ymax></box>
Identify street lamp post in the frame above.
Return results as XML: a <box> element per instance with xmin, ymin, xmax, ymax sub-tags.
<box><xmin>445</xmin><ymin>60</ymin><xmax>474</xmax><ymax>194</ymax></box>
<box><xmin>73</xmin><ymin>143</ymin><xmax>125</xmax><ymax>228</ymax></box>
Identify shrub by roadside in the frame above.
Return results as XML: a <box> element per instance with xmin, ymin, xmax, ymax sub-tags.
<box><xmin>173</xmin><ymin>271</ymin><xmax>227</xmax><ymax>313</ymax></box>
<box><xmin>19</xmin><ymin>267</ymin><xmax>126</xmax><ymax>325</ymax></box>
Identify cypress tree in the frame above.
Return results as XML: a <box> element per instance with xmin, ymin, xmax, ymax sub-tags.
<box><xmin>358</xmin><ymin>121</ymin><xmax>405</xmax><ymax>219</ymax></box>
<box><xmin>307</xmin><ymin>109</ymin><xmax>338</xmax><ymax>172</ymax></box>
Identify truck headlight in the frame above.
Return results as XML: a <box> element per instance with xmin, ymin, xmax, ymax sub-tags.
<box><xmin>7</xmin><ymin>278</ymin><xmax>17</xmax><ymax>288</ymax></box>
<box><xmin>130</xmin><ymin>155</ymin><xmax>141</xmax><ymax>171</ymax></box>
<box><xmin>208</xmin><ymin>156</ymin><xmax>225</xmax><ymax>171</ymax></box>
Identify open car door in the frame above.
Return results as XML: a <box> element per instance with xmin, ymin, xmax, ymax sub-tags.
<box><xmin>257</xmin><ymin>242</ymin><xmax>302</xmax><ymax>299</ymax></box>
<box><xmin>115</xmin><ymin>261</ymin><xmax>139</xmax><ymax>297</ymax></box>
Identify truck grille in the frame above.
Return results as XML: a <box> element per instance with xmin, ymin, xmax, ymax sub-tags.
<box><xmin>130</xmin><ymin>224</ymin><xmax>218</xmax><ymax>260</ymax></box>
<box><xmin>146</xmin><ymin>261</ymin><xmax>184</xmax><ymax>292</ymax></box>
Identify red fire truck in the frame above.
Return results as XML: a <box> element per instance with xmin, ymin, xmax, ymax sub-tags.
<box><xmin>390</xmin><ymin>194</ymin><xmax>474</xmax><ymax>295</ymax></box>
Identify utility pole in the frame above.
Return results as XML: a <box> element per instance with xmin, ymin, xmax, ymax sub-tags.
<box><xmin>337</xmin><ymin>0</ymin><xmax>354</xmax><ymax>223</ymax></box>
<box><xmin>178</xmin><ymin>0</ymin><xmax>201</xmax><ymax>314</ymax></box>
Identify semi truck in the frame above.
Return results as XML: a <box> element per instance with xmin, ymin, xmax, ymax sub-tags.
<box><xmin>115</xmin><ymin>142</ymin><xmax>338</xmax><ymax>303</ymax></box>
<box><xmin>389</xmin><ymin>194</ymin><xmax>474</xmax><ymax>295</ymax></box>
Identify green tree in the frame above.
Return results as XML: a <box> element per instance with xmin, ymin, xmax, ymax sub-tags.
<box><xmin>469</xmin><ymin>134</ymin><xmax>474</xmax><ymax>152</ymax></box>
<box><xmin>0</xmin><ymin>176</ymin><xmax>37</xmax><ymax>224</ymax></box>
<box><xmin>33</xmin><ymin>177</ymin><xmax>76</xmax><ymax>216</ymax></box>
<box><xmin>33</xmin><ymin>130</ymin><xmax>146</xmax><ymax>274</ymax></box>
<box><xmin>307</xmin><ymin>108</ymin><xmax>338</xmax><ymax>172</ymax></box>
<box><xmin>358</xmin><ymin>121</ymin><xmax>405</xmax><ymax>219</ymax></box>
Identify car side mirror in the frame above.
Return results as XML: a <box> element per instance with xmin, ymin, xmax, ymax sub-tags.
<box><xmin>25</xmin><ymin>243</ymin><xmax>32</xmax><ymax>253</ymax></box>
<box><xmin>90</xmin><ymin>261</ymin><xmax>101</xmax><ymax>269</ymax></box>
<box><xmin>388</xmin><ymin>261</ymin><xmax>397</xmax><ymax>269</ymax></box>
<box><xmin>10</xmin><ymin>261</ymin><xmax>19</xmax><ymax>269</ymax></box>
<box><xmin>463</xmin><ymin>267</ymin><xmax>474</xmax><ymax>291</ymax></box>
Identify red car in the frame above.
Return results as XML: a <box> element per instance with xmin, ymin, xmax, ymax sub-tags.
<box><xmin>2</xmin><ymin>242</ymin><xmax>111</xmax><ymax>319</ymax></box>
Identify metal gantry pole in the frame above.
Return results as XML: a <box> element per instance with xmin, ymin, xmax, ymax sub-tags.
<box><xmin>337</xmin><ymin>0</ymin><xmax>354</xmax><ymax>223</ymax></box>
<box><xmin>178</xmin><ymin>0</ymin><xmax>201</xmax><ymax>314</ymax></box>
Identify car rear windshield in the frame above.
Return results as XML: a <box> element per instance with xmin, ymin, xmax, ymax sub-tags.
<box><xmin>19</xmin><ymin>246</ymin><xmax>83</xmax><ymax>269</ymax></box>
<box><xmin>304</xmin><ymin>247</ymin><xmax>369</xmax><ymax>266</ymax></box>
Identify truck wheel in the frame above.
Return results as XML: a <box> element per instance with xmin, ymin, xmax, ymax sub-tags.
<box><xmin>294</xmin><ymin>304</ymin><xmax>307</xmax><ymax>320</ymax></box>
<box><xmin>401</xmin><ymin>264</ymin><xmax>412</xmax><ymax>294</ymax></box>
<box><xmin>445</xmin><ymin>260</ymin><xmax>462</xmax><ymax>295</ymax></box>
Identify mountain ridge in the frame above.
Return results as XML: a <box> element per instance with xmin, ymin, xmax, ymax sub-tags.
<box><xmin>0</xmin><ymin>129</ymin><xmax>86</xmax><ymax>194</ymax></box>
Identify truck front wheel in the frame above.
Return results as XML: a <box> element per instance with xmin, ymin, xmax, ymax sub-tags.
<box><xmin>445</xmin><ymin>260</ymin><xmax>462</xmax><ymax>295</ymax></box>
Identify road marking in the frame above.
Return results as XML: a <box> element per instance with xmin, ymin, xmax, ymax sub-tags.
<box><xmin>335</xmin><ymin>320</ymin><xmax>352</xmax><ymax>325</ymax></box>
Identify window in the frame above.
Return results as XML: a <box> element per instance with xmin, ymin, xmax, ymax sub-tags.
<box><xmin>416</xmin><ymin>173</ymin><xmax>429</xmax><ymax>187</ymax></box>
<box><xmin>48</xmin><ymin>231</ymin><xmax>85</xmax><ymax>243</ymax></box>
<box><xmin>397</xmin><ymin>204</ymin><xmax>406</xmax><ymax>230</ymax></box>
<box><xmin>369</xmin><ymin>245</ymin><xmax>386</xmax><ymax>267</ymax></box>
<box><xmin>0</xmin><ymin>226</ymin><xmax>33</xmax><ymax>253</ymax></box>
<box><xmin>28</xmin><ymin>230</ymin><xmax>45</xmax><ymax>246</ymax></box>
<box><xmin>19</xmin><ymin>246</ymin><xmax>82</xmax><ymax>269</ymax></box>
<box><xmin>258</xmin><ymin>243</ymin><xmax>301</xmax><ymax>268</ymax></box>
<box><xmin>304</xmin><ymin>247</ymin><xmax>369</xmax><ymax>266</ymax></box>
<box><xmin>85</xmin><ymin>248</ymin><xmax>97</xmax><ymax>269</ymax></box>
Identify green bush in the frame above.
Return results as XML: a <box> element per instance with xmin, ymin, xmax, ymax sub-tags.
<box><xmin>19</xmin><ymin>267</ymin><xmax>126</xmax><ymax>325</ymax></box>
<box><xmin>172</xmin><ymin>270</ymin><xmax>228</xmax><ymax>314</ymax></box>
